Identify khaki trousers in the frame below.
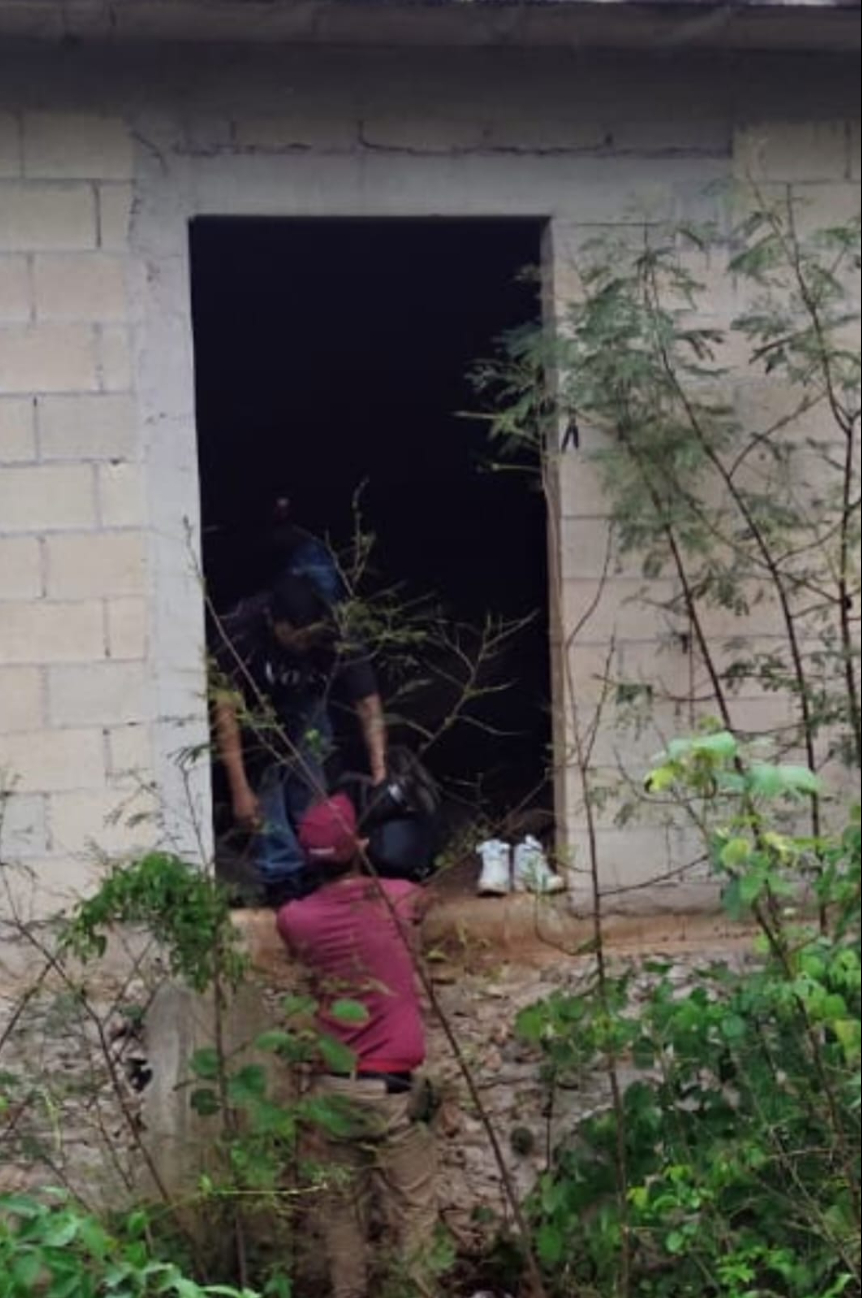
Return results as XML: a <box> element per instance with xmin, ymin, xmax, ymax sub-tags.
<box><xmin>311</xmin><ymin>1075</ymin><xmax>438</xmax><ymax>1298</ymax></box>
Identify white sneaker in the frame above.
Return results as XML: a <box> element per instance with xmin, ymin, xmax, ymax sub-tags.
<box><xmin>476</xmin><ymin>839</ymin><xmax>511</xmax><ymax>896</ymax></box>
<box><xmin>512</xmin><ymin>835</ymin><xmax>565</xmax><ymax>894</ymax></box>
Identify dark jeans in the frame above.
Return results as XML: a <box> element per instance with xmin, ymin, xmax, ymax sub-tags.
<box><xmin>253</xmin><ymin>702</ymin><xmax>332</xmax><ymax>902</ymax></box>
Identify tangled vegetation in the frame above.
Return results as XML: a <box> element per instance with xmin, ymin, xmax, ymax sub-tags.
<box><xmin>1</xmin><ymin>186</ymin><xmax>859</xmax><ymax>1297</ymax></box>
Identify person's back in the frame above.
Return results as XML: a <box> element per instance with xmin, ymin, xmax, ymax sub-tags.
<box><xmin>276</xmin><ymin>796</ymin><xmax>437</xmax><ymax>1298</ymax></box>
<box><xmin>277</xmin><ymin>874</ymin><xmax>425</xmax><ymax>1074</ymax></box>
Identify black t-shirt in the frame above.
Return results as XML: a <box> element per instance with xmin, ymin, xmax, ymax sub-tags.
<box><xmin>210</xmin><ymin>592</ymin><xmax>377</xmax><ymax>776</ymax></box>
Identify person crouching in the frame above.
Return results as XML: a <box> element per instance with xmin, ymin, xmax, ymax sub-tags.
<box><xmin>275</xmin><ymin>794</ymin><xmax>437</xmax><ymax>1298</ymax></box>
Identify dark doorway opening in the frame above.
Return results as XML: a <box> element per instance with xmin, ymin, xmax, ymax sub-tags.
<box><xmin>190</xmin><ymin>216</ymin><xmax>551</xmax><ymax>857</ymax></box>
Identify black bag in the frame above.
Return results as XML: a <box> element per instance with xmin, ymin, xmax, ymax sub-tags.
<box><xmin>338</xmin><ymin>747</ymin><xmax>441</xmax><ymax>883</ymax></box>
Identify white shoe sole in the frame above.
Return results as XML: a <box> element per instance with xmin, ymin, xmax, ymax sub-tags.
<box><xmin>513</xmin><ymin>876</ymin><xmax>566</xmax><ymax>894</ymax></box>
<box><xmin>477</xmin><ymin>881</ymin><xmax>511</xmax><ymax>896</ymax></box>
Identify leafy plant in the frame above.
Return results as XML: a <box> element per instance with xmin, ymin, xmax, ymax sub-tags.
<box><xmin>62</xmin><ymin>852</ymin><xmax>247</xmax><ymax>994</ymax></box>
<box><xmin>0</xmin><ymin>1191</ymin><xmax>259</xmax><ymax>1298</ymax></box>
<box><xmin>477</xmin><ymin>192</ymin><xmax>860</xmax><ymax>838</ymax></box>
<box><xmin>515</xmin><ymin>739</ymin><xmax>860</xmax><ymax>1297</ymax></box>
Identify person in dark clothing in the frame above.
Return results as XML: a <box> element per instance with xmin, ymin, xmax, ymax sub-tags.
<box><xmin>267</xmin><ymin>493</ymin><xmax>347</xmax><ymax>607</ymax></box>
<box><xmin>211</xmin><ymin>570</ymin><xmax>387</xmax><ymax>905</ymax></box>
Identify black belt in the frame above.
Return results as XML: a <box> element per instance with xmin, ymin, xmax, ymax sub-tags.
<box><xmin>330</xmin><ymin>1070</ymin><xmax>413</xmax><ymax>1094</ymax></box>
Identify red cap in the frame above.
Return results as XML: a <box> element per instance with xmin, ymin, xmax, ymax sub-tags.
<box><xmin>298</xmin><ymin>794</ymin><xmax>358</xmax><ymax>866</ymax></box>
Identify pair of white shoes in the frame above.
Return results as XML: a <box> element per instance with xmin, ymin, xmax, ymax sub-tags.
<box><xmin>476</xmin><ymin>836</ymin><xmax>565</xmax><ymax>896</ymax></box>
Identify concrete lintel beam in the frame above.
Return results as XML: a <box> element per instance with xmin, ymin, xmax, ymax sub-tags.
<box><xmin>0</xmin><ymin>0</ymin><xmax>858</xmax><ymax>52</ymax></box>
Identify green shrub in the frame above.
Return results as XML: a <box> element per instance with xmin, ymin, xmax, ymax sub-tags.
<box><xmin>517</xmin><ymin>740</ymin><xmax>861</xmax><ymax>1297</ymax></box>
<box><xmin>0</xmin><ymin>1191</ymin><xmax>260</xmax><ymax>1298</ymax></box>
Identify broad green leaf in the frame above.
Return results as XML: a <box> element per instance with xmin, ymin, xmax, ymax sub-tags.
<box><xmin>720</xmin><ymin>1013</ymin><xmax>746</xmax><ymax>1042</ymax></box>
<box><xmin>645</xmin><ymin>764</ymin><xmax>677</xmax><ymax>792</ymax></box>
<box><xmin>692</xmin><ymin>731</ymin><xmax>737</xmax><ymax>758</ymax></box>
<box><xmin>43</xmin><ymin>1213</ymin><xmax>79</xmax><ymax>1248</ymax></box>
<box><xmin>328</xmin><ymin>999</ymin><xmax>370</xmax><ymax>1026</ymax></box>
<box><xmin>317</xmin><ymin>1035</ymin><xmax>357</xmax><ymax>1075</ymax></box>
<box><xmin>776</xmin><ymin>764</ymin><xmax>821</xmax><ymax>795</ymax></box>
<box><xmin>0</xmin><ymin>1194</ymin><xmax>42</xmax><ymax>1219</ymax></box>
<box><xmin>227</xmin><ymin>1064</ymin><xmax>268</xmax><ymax>1104</ymax></box>
<box><xmin>189</xmin><ymin>1087</ymin><xmax>220</xmax><ymax>1117</ymax></box>
<box><xmin>189</xmin><ymin>1047</ymin><xmax>220</xmax><ymax>1080</ymax></box>
<box><xmin>11</xmin><ymin>1251</ymin><xmax>42</xmax><ymax>1289</ymax></box>
<box><xmin>537</xmin><ymin>1221</ymin><xmax>565</xmax><ymax>1264</ymax></box>
<box><xmin>739</xmin><ymin>870</ymin><xmax>765</xmax><ymax>905</ymax></box>
<box><xmin>280</xmin><ymin>994</ymin><xmax>317</xmax><ymax>1020</ymax></box>
<box><xmin>720</xmin><ymin>837</ymin><xmax>751</xmax><ymax>868</ymax></box>
<box><xmin>254</xmin><ymin>1030</ymin><xmax>294</xmax><ymax>1053</ymax></box>
<box><xmin>833</xmin><ymin>1018</ymin><xmax>861</xmax><ymax>1062</ymax></box>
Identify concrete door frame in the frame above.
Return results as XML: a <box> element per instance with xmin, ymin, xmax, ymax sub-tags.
<box><xmin>132</xmin><ymin>135</ymin><xmax>724</xmax><ymax>860</ymax></box>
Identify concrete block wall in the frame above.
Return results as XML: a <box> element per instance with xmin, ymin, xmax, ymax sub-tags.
<box><xmin>556</xmin><ymin>115</ymin><xmax>859</xmax><ymax>908</ymax></box>
<box><xmin>0</xmin><ymin>108</ymin><xmax>156</xmax><ymax>905</ymax></box>
<box><xmin>0</xmin><ymin>44</ymin><xmax>858</xmax><ymax>916</ymax></box>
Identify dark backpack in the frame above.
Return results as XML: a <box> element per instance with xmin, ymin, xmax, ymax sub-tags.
<box><xmin>338</xmin><ymin>747</ymin><xmax>441</xmax><ymax>883</ymax></box>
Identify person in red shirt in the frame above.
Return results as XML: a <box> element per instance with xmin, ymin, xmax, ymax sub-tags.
<box><xmin>276</xmin><ymin>794</ymin><xmax>437</xmax><ymax>1298</ymax></box>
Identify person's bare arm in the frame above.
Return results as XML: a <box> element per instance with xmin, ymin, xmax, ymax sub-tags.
<box><xmin>355</xmin><ymin>691</ymin><xmax>387</xmax><ymax>785</ymax></box>
<box><xmin>213</xmin><ymin>691</ymin><xmax>261</xmax><ymax>829</ymax></box>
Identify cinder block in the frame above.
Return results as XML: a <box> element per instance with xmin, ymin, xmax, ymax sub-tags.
<box><xmin>49</xmin><ymin>661</ymin><xmax>149</xmax><ymax>726</ymax></box>
<box><xmin>575</xmin><ymin>696</ymin><xmax>686</xmax><ymax>769</ymax></box>
<box><xmin>732</xmin><ymin>121</ymin><xmax>846</xmax><ymax>185</ymax></box>
<box><xmin>0</xmin><ymin>666</ymin><xmax>43</xmax><ymax>730</ymax></box>
<box><xmin>723</xmin><ymin>693</ymin><xmax>795</xmax><ymax>742</ymax></box>
<box><xmin>107</xmin><ymin>723</ymin><xmax>153</xmax><ymax>777</ymax></box>
<box><xmin>0</xmin><ymin>182</ymin><xmax>96</xmax><ymax>251</ymax></box>
<box><xmin>851</xmin><ymin>121</ymin><xmax>860</xmax><ymax>183</ymax></box>
<box><xmin>2</xmin><ymin>792</ymin><xmax>48</xmax><ymax>855</ymax></box>
<box><xmin>0</xmin><ymin>113</ymin><xmax>21</xmax><ymax>177</ymax></box>
<box><xmin>23</xmin><ymin>113</ymin><xmax>133</xmax><ymax>181</ymax></box>
<box><xmin>734</xmin><ymin>121</ymin><xmax>848</xmax><ymax>184</ymax></box>
<box><xmin>616</xmin><ymin>637</ymin><xmax>689</xmax><ymax>702</ymax></box>
<box><xmin>557</xmin><ymin>641</ymin><xmax>624</xmax><ymax>710</ymax></box>
<box><xmin>673</xmin><ymin>247</ymin><xmax>740</xmax><ymax>323</ymax></box>
<box><xmin>98</xmin><ymin>183</ymin><xmax>133</xmax><ymax>250</ymax></box>
<box><xmin>789</xmin><ymin>183</ymin><xmax>862</xmax><ymax>236</ymax></box>
<box><xmin>558</xmin><ymin>451</ymin><xmax>610</xmax><ymax>520</ymax></box>
<box><xmin>50</xmin><ymin>785</ymin><xmax>158</xmax><ymax>857</ymax></box>
<box><xmin>2</xmin><ymin>854</ymin><xmax>101</xmax><ymax>914</ymax></box>
<box><xmin>106</xmin><ymin>597</ymin><xmax>148</xmax><ymax>660</ymax></box>
<box><xmin>98</xmin><ymin>462</ymin><xmax>145</xmax><ymax>526</ymax></box>
<box><xmin>46</xmin><ymin>531</ymin><xmax>147</xmax><ymax>598</ymax></box>
<box><xmin>38</xmin><ymin>393</ymin><xmax>136</xmax><ymax>460</ymax></box>
<box><xmin>0</xmin><ymin>397</ymin><xmax>36</xmax><ymax>461</ymax></box>
<box><xmin>0</xmin><ymin>600</ymin><xmax>104</xmax><ymax>665</ymax></box>
<box><xmin>98</xmin><ymin>325</ymin><xmax>132</xmax><ymax>391</ymax></box>
<box><xmin>0</xmin><ymin>463</ymin><xmax>95</xmax><ymax>531</ymax></box>
<box><xmin>561</xmin><ymin>518</ymin><xmax>639</xmax><ymax>580</ymax></box>
<box><xmin>697</xmin><ymin>588</ymin><xmax>786</xmax><ymax>641</ymax></box>
<box><xmin>0</xmin><ymin>727</ymin><xmax>105</xmax><ymax>792</ymax></box>
<box><xmin>34</xmin><ymin>253</ymin><xmax>128</xmax><ymax>322</ymax></box>
<box><xmin>0</xmin><ymin>255</ymin><xmax>30</xmax><ymax>322</ymax></box>
<box><xmin>0</xmin><ymin>323</ymin><xmax>98</xmax><ymax>394</ymax></box>
<box><xmin>561</xmin><ymin>577</ymin><xmax>678</xmax><ymax>644</ymax></box>
<box><xmin>0</xmin><ymin>536</ymin><xmax>42</xmax><ymax>598</ymax></box>
<box><xmin>696</xmin><ymin>632</ymin><xmax>787</xmax><ymax>685</ymax></box>
<box><xmin>563</xmin><ymin>825</ymin><xmax>693</xmax><ymax>894</ymax></box>
<box><xmin>734</xmin><ymin>378</ymin><xmax>814</xmax><ymax>441</ymax></box>
<box><xmin>561</xmin><ymin>763</ymin><xmax>633</xmax><ymax>831</ymax></box>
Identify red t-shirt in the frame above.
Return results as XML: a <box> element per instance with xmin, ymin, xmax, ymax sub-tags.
<box><xmin>276</xmin><ymin>876</ymin><xmax>425</xmax><ymax>1074</ymax></box>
